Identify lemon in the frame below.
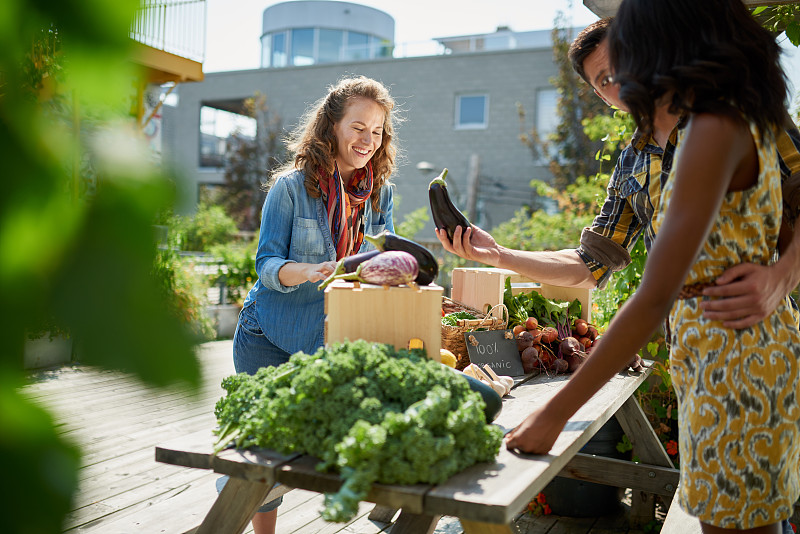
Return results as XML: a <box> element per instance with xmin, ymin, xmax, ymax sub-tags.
<box><xmin>440</xmin><ymin>348</ymin><xmax>457</xmax><ymax>368</ymax></box>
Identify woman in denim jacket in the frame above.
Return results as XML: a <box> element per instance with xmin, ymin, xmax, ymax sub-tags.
<box><xmin>229</xmin><ymin>75</ymin><xmax>398</xmax><ymax>534</ymax></box>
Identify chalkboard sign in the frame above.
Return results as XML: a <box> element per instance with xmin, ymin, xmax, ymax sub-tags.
<box><xmin>464</xmin><ymin>329</ymin><xmax>525</xmax><ymax>377</ymax></box>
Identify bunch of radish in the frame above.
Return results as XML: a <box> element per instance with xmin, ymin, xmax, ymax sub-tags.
<box><xmin>513</xmin><ymin>316</ymin><xmax>601</xmax><ymax>375</ymax></box>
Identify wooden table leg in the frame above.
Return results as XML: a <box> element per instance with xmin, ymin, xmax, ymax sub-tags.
<box><xmin>614</xmin><ymin>394</ymin><xmax>676</xmax><ymax>528</ymax></box>
<box><xmin>195</xmin><ymin>475</ymin><xmax>274</xmax><ymax>534</ymax></box>
<box><xmin>390</xmin><ymin>511</ymin><xmax>441</xmax><ymax>534</ymax></box>
<box><xmin>367</xmin><ymin>504</ymin><xmax>398</xmax><ymax>523</ymax></box>
<box><xmin>460</xmin><ymin>519</ymin><xmax>520</xmax><ymax>534</ymax></box>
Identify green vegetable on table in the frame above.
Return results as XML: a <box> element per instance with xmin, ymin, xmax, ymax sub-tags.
<box><xmin>213</xmin><ymin>340</ymin><xmax>504</xmax><ymax>523</ymax></box>
<box><xmin>441</xmin><ymin>310</ymin><xmax>477</xmax><ymax>326</ymax></box>
<box><xmin>503</xmin><ymin>278</ymin><xmax>582</xmax><ymax>338</ymax></box>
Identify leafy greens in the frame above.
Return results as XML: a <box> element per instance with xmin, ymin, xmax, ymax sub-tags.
<box><xmin>214</xmin><ymin>340</ymin><xmax>503</xmax><ymax>522</ymax></box>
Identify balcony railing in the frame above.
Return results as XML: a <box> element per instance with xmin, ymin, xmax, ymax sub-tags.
<box><xmin>130</xmin><ymin>0</ymin><xmax>206</xmax><ymax>63</ymax></box>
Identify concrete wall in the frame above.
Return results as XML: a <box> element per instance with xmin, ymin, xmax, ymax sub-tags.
<box><xmin>164</xmin><ymin>46</ymin><xmax>558</xmax><ymax>237</ymax></box>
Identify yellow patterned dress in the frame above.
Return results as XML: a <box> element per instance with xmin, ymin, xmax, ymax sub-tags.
<box><xmin>653</xmin><ymin>122</ymin><xmax>800</xmax><ymax>528</ymax></box>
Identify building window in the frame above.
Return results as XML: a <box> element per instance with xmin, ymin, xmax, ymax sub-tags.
<box><xmin>272</xmin><ymin>32</ymin><xmax>287</xmax><ymax>67</ymax></box>
<box><xmin>291</xmin><ymin>28</ymin><xmax>315</xmax><ymax>66</ymax></box>
<box><xmin>318</xmin><ymin>29</ymin><xmax>343</xmax><ymax>63</ymax></box>
<box><xmin>345</xmin><ymin>31</ymin><xmax>370</xmax><ymax>61</ymax></box>
<box><xmin>536</xmin><ymin>88</ymin><xmax>559</xmax><ymax>138</ymax></box>
<box><xmin>455</xmin><ymin>94</ymin><xmax>488</xmax><ymax>129</ymax></box>
<box><xmin>199</xmin><ymin>106</ymin><xmax>256</xmax><ymax>168</ymax></box>
<box><xmin>261</xmin><ymin>34</ymin><xmax>271</xmax><ymax>68</ymax></box>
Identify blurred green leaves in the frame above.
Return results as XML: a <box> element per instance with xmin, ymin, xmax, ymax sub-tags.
<box><xmin>2</xmin><ymin>0</ymin><xmax>202</xmax><ymax>531</ymax></box>
<box><xmin>2</xmin><ymin>384</ymin><xmax>81</xmax><ymax>534</ymax></box>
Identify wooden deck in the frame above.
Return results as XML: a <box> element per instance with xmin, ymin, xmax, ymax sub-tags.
<box><xmin>23</xmin><ymin>340</ymin><xmax>660</xmax><ymax>534</ymax></box>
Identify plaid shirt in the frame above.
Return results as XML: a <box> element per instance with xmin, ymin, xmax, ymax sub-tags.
<box><xmin>577</xmin><ymin>119</ymin><xmax>800</xmax><ymax>289</ymax></box>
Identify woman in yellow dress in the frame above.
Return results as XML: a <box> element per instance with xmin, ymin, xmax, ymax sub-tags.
<box><xmin>505</xmin><ymin>1</ymin><xmax>800</xmax><ymax>532</ymax></box>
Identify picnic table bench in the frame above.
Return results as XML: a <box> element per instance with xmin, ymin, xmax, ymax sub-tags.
<box><xmin>156</xmin><ymin>362</ymin><xmax>679</xmax><ymax>534</ymax></box>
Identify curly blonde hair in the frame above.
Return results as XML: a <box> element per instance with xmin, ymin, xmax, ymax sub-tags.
<box><xmin>272</xmin><ymin>76</ymin><xmax>398</xmax><ymax>211</ymax></box>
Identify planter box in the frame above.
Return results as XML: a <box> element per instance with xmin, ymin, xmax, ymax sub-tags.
<box><xmin>205</xmin><ymin>304</ymin><xmax>242</xmax><ymax>339</ymax></box>
<box><xmin>24</xmin><ymin>335</ymin><xmax>73</xmax><ymax>369</ymax></box>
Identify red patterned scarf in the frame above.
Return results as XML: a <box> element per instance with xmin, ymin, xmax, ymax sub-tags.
<box><xmin>319</xmin><ymin>161</ymin><xmax>373</xmax><ymax>260</ymax></box>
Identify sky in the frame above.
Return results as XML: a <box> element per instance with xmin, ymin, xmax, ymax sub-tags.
<box><xmin>202</xmin><ymin>0</ymin><xmax>600</xmax><ymax>73</ymax></box>
<box><xmin>201</xmin><ymin>0</ymin><xmax>800</xmax><ymax>107</ymax></box>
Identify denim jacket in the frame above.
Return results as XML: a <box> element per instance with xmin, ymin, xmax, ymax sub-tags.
<box><xmin>241</xmin><ymin>170</ymin><xmax>394</xmax><ymax>355</ymax></box>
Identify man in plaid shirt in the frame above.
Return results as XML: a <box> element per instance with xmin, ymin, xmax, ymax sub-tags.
<box><xmin>437</xmin><ymin>17</ymin><xmax>800</xmax><ymax>330</ymax></box>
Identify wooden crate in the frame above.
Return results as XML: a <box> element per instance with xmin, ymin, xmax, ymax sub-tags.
<box><xmin>450</xmin><ymin>267</ymin><xmax>592</xmax><ymax>322</ymax></box>
<box><xmin>324</xmin><ymin>281</ymin><xmax>444</xmax><ymax>361</ymax></box>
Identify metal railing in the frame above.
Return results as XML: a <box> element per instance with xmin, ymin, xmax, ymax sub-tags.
<box><xmin>130</xmin><ymin>0</ymin><xmax>206</xmax><ymax>62</ymax></box>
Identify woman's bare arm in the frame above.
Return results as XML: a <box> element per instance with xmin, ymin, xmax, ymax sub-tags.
<box><xmin>505</xmin><ymin>114</ymin><xmax>755</xmax><ymax>453</ymax></box>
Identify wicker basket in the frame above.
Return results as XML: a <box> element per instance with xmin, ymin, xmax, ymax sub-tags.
<box><xmin>441</xmin><ymin>297</ymin><xmax>508</xmax><ymax>370</ymax></box>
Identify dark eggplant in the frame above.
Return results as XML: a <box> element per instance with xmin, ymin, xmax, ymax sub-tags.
<box><xmin>363</xmin><ymin>231</ymin><xmax>439</xmax><ymax>285</ymax></box>
<box><xmin>334</xmin><ymin>250</ymin><xmax>419</xmax><ymax>286</ymax></box>
<box><xmin>428</xmin><ymin>168</ymin><xmax>471</xmax><ymax>242</ymax></box>
<box><xmin>446</xmin><ymin>367</ymin><xmax>502</xmax><ymax>422</ymax></box>
<box><xmin>317</xmin><ymin>249</ymin><xmax>380</xmax><ymax>290</ymax></box>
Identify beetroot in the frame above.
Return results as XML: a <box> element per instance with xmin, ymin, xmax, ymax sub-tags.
<box><xmin>559</xmin><ymin>336</ymin><xmax>582</xmax><ymax>358</ymax></box>
<box><xmin>516</xmin><ymin>330</ymin><xmax>534</xmax><ymax>352</ymax></box>
<box><xmin>552</xmin><ymin>358</ymin><xmax>569</xmax><ymax>374</ymax></box>
<box><xmin>520</xmin><ymin>346</ymin><xmax>540</xmax><ymax>374</ymax></box>
<box><xmin>541</xmin><ymin>326</ymin><xmax>558</xmax><ymax>344</ymax></box>
<box><xmin>565</xmin><ymin>352</ymin><xmax>587</xmax><ymax>372</ymax></box>
<box><xmin>573</xmin><ymin>318</ymin><xmax>589</xmax><ymax>337</ymax></box>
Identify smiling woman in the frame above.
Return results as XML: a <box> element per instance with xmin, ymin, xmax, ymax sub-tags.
<box><xmin>222</xmin><ymin>75</ymin><xmax>400</xmax><ymax>534</ymax></box>
<box><xmin>333</xmin><ymin>96</ymin><xmax>385</xmax><ymax>180</ymax></box>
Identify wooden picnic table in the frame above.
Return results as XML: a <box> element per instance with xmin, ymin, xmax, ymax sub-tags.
<box><xmin>156</xmin><ymin>363</ymin><xmax>679</xmax><ymax>534</ymax></box>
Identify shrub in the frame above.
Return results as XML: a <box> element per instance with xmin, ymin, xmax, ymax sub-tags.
<box><xmin>153</xmin><ymin>245</ymin><xmax>216</xmax><ymax>342</ymax></box>
<box><xmin>173</xmin><ymin>203</ymin><xmax>238</xmax><ymax>252</ymax></box>
<box><xmin>207</xmin><ymin>236</ymin><xmax>258</xmax><ymax>306</ymax></box>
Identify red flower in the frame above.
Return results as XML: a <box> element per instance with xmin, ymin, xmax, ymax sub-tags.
<box><xmin>536</xmin><ymin>492</ymin><xmax>547</xmax><ymax>505</ymax></box>
<box><xmin>543</xmin><ymin>504</ymin><xmax>552</xmax><ymax>515</ymax></box>
<box><xmin>665</xmin><ymin>440</ymin><xmax>678</xmax><ymax>456</ymax></box>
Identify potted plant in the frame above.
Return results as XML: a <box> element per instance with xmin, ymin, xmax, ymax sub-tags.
<box><xmin>24</xmin><ymin>318</ymin><xmax>73</xmax><ymax>370</ymax></box>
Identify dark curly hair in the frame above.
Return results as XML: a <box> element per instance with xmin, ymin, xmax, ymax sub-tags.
<box><xmin>272</xmin><ymin>75</ymin><xmax>398</xmax><ymax>211</ymax></box>
<box><xmin>608</xmin><ymin>0</ymin><xmax>788</xmax><ymax>141</ymax></box>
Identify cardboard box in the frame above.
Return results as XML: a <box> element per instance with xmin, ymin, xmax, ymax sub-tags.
<box><xmin>324</xmin><ymin>281</ymin><xmax>444</xmax><ymax>361</ymax></box>
<box><xmin>450</xmin><ymin>267</ymin><xmax>592</xmax><ymax>322</ymax></box>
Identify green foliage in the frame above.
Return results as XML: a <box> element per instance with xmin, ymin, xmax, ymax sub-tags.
<box><xmin>207</xmin><ymin>236</ymin><xmax>258</xmax><ymax>306</ymax></box>
<box><xmin>172</xmin><ymin>203</ymin><xmax>238</xmax><ymax>252</ymax></box>
<box><xmin>215</xmin><ymin>340</ymin><xmax>504</xmax><ymax>523</ymax></box>
<box><xmin>3</xmin><ymin>384</ymin><xmax>81</xmax><ymax>534</ymax></box>
<box><xmin>394</xmin><ymin>206</ymin><xmax>429</xmax><ymax>240</ymax></box>
<box><xmin>491</xmin><ymin>176</ymin><xmax>604</xmax><ymax>252</ymax></box>
<box><xmin>504</xmin><ymin>278</ymin><xmax>581</xmax><ymax>332</ymax></box>
<box><xmin>153</xmin><ymin>246</ymin><xmax>216</xmax><ymax>341</ymax></box>
<box><xmin>591</xmin><ymin>238</ymin><xmax>646</xmax><ymax>327</ymax></box>
<box><xmin>615</xmin><ymin>434</ymin><xmax>633</xmax><ymax>454</ymax></box>
<box><xmin>752</xmin><ymin>5</ymin><xmax>800</xmax><ymax>45</ymax></box>
<box><xmin>3</xmin><ymin>1</ymin><xmax>202</xmax><ymax>529</ymax></box>
<box><xmin>517</xmin><ymin>14</ymin><xmax>611</xmax><ymax>190</ymax></box>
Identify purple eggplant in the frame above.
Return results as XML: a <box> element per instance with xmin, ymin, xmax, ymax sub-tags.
<box><xmin>363</xmin><ymin>231</ymin><xmax>438</xmax><ymax>285</ymax></box>
<box><xmin>318</xmin><ymin>249</ymin><xmax>381</xmax><ymax>290</ymax></box>
<box><xmin>334</xmin><ymin>251</ymin><xmax>419</xmax><ymax>286</ymax></box>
